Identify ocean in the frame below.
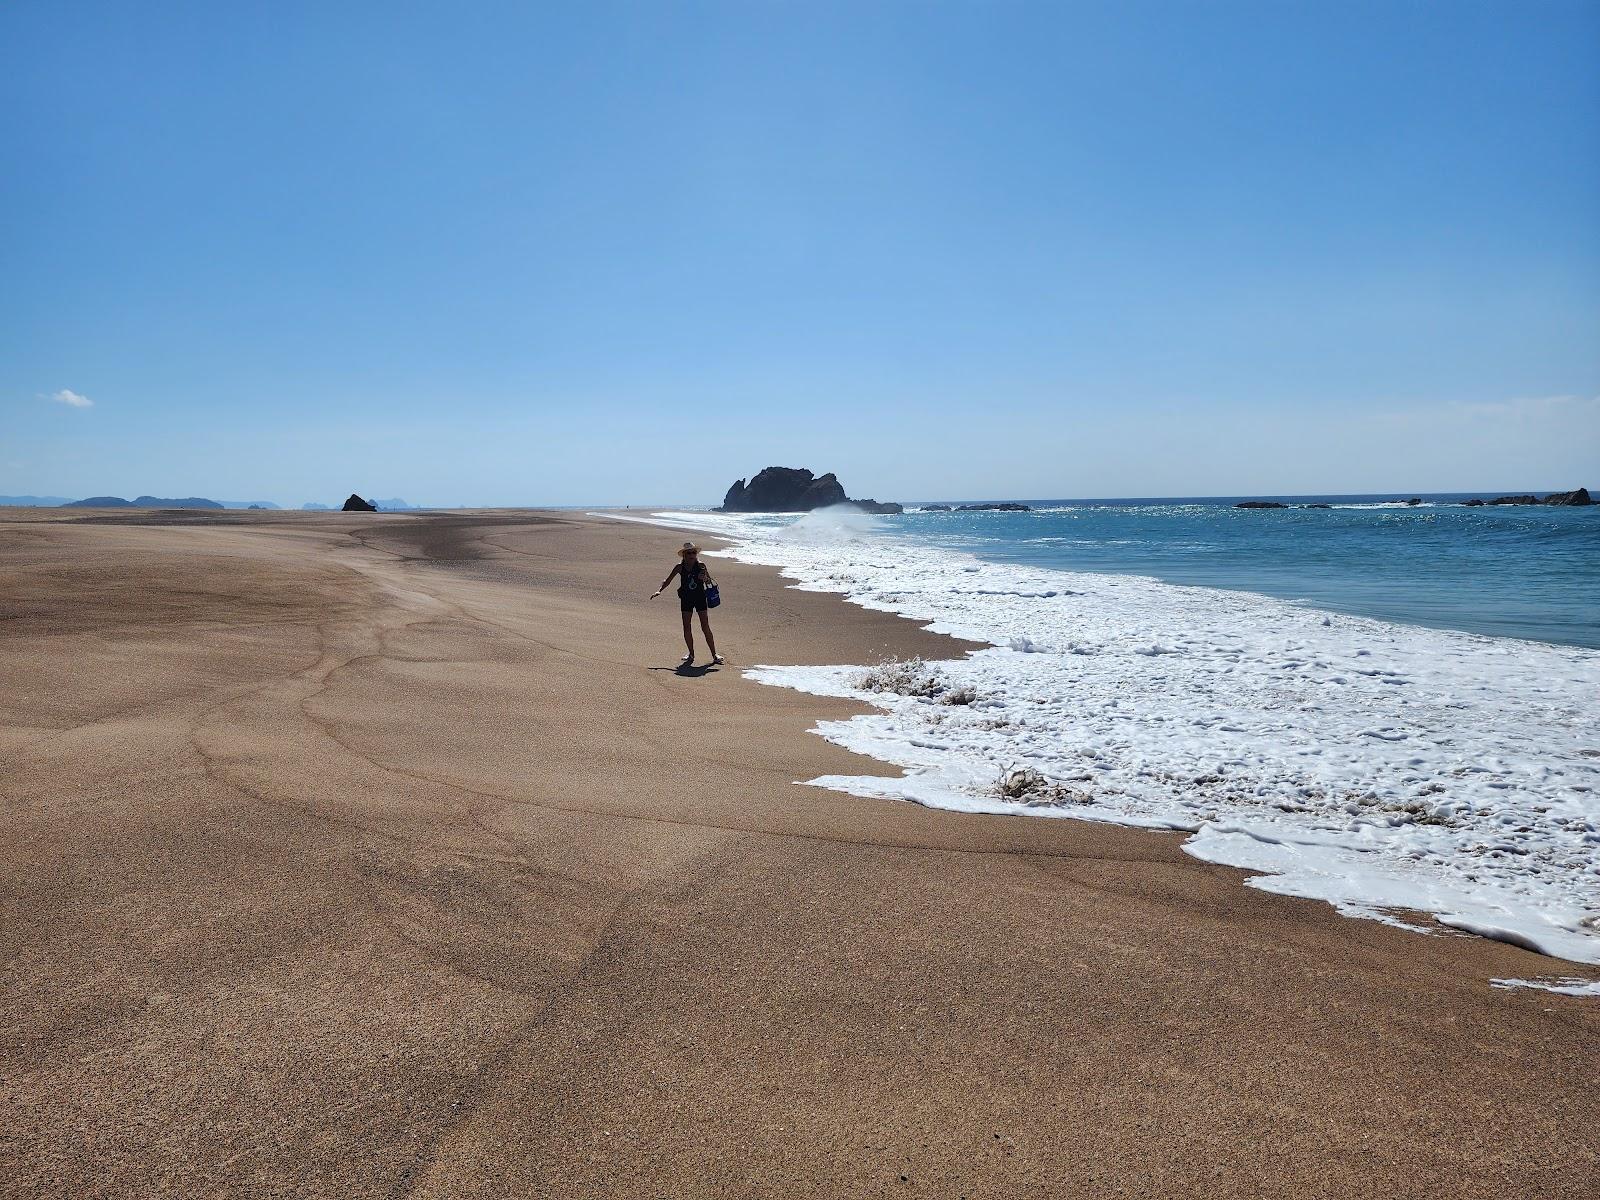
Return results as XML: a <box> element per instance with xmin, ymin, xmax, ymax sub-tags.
<box><xmin>607</xmin><ymin>496</ymin><xmax>1600</xmax><ymax>983</ymax></box>
<box><xmin>878</xmin><ymin>495</ymin><xmax>1600</xmax><ymax>648</ymax></box>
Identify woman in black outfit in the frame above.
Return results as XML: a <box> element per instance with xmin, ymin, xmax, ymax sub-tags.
<box><xmin>652</xmin><ymin>542</ymin><xmax>722</xmax><ymax>666</ymax></box>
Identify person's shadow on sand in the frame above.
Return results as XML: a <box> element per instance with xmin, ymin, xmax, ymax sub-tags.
<box><xmin>650</xmin><ymin>662</ymin><xmax>720</xmax><ymax>678</ymax></box>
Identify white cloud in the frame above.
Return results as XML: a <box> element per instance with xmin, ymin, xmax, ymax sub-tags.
<box><xmin>48</xmin><ymin>389</ymin><xmax>93</xmax><ymax>408</ymax></box>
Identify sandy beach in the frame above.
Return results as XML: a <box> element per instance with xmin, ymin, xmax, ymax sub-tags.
<box><xmin>2</xmin><ymin>507</ymin><xmax>1595</xmax><ymax>1199</ymax></box>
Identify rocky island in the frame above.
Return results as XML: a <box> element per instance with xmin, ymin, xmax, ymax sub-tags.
<box><xmin>717</xmin><ymin>467</ymin><xmax>903</xmax><ymax>514</ymax></box>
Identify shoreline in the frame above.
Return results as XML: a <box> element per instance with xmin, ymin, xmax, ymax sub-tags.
<box><xmin>598</xmin><ymin>507</ymin><xmax>1600</xmax><ymax>972</ymax></box>
<box><xmin>2</xmin><ymin>507</ymin><xmax>1596</xmax><ymax>1197</ymax></box>
<box><xmin>597</xmin><ymin>501</ymin><xmax>1600</xmax><ymax>652</ymax></box>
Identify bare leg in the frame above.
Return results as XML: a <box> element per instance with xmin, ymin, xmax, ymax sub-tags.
<box><xmin>698</xmin><ymin>609</ymin><xmax>718</xmax><ymax>659</ymax></box>
<box><xmin>680</xmin><ymin>610</ymin><xmax>695</xmax><ymax>657</ymax></box>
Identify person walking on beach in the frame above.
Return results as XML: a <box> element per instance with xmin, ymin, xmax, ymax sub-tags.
<box><xmin>652</xmin><ymin>542</ymin><xmax>723</xmax><ymax>666</ymax></box>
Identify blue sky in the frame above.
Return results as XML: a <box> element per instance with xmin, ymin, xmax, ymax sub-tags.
<box><xmin>3</xmin><ymin>0</ymin><xmax>1597</xmax><ymax>506</ymax></box>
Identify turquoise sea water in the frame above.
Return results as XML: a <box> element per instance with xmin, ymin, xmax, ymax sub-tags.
<box><xmin>879</xmin><ymin>494</ymin><xmax>1600</xmax><ymax>649</ymax></box>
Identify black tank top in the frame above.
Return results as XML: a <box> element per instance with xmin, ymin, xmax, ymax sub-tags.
<box><xmin>677</xmin><ymin>561</ymin><xmax>703</xmax><ymax>597</ymax></box>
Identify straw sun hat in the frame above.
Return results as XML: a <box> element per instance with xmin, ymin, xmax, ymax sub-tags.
<box><xmin>677</xmin><ymin>542</ymin><xmax>701</xmax><ymax>556</ymax></box>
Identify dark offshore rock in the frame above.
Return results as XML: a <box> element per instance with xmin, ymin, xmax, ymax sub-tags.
<box><xmin>852</xmin><ymin>498</ymin><xmax>905</xmax><ymax>515</ymax></box>
<box><xmin>1303</xmin><ymin>503</ymin><xmax>1332</xmax><ymax>509</ymax></box>
<box><xmin>1405</xmin><ymin>498</ymin><xmax>1422</xmax><ymax>506</ymax></box>
<box><xmin>956</xmin><ymin>502</ymin><xmax>1032</xmax><ymax>512</ymax></box>
<box><xmin>1235</xmin><ymin>501</ymin><xmax>1288</xmax><ymax>509</ymax></box>
<box><xmin>804</xmin><ymin>473</ymin><xmax>849</xmax><ymax>509</ymax></box>
<box><xmin>720</xmin><ymin>466</ymin><xmax>842</xmax><ymax>511</ymax></box>
<box><xmin>1545</xmin><ymin>487</ymin><xmax>1592</xmax><ymax>506</ymax></box>
<box><xmin>921</xmin><ymin>504</ymin><xmax>953</xmax><ymax>512</ymax></box>
<box><xmin>1462</xmin><ymin>499</ymin><xmax>1485</xmax><ymax>506</ymax></box>
<box><xmin>717</xmin><ymin>467</ymin><xmax>900</xmax><ymax>514</ymax></box>
<box><xmin>1484</xmin><ymin>489</ymin><xmax>1592</xmax><ymax>506</ymax></box>
<box><xmin>342</xmin><ymin>493</ymin><xmax>378</xmax><ymax>512</ymax></box>
<box><xmin>793</xmin><ymin>470</ymin><xmax>847</xmax><ymax>510</ymax></box>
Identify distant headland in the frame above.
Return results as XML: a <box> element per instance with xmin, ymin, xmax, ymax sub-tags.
<box><xmin>0</xmin><ymin>494</ymin><xmax>420</xmax><ymax>511</ymax></box>
<box><xmin>61</xmin><ymin>495</ymin><xmax>228</xmax><ymax>509</ymax></box>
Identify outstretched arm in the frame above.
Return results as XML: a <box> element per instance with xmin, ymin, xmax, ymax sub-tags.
<box><xmin>652</xmin><ymin>563</ymin><xmax>682</xmax><ymax>598</ymax></box>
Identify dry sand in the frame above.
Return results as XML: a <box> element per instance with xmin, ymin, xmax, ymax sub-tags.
<box><xmin>1</xmin><ymin>507</ymin><xmax>1595</xmax><ymax>1198</ymax></box>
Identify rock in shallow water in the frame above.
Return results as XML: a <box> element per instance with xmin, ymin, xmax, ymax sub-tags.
<box><xmin>1485</xmin><ymin>488</ymin><xmax>1593</xmax><ymax>506</ymax></box>
<box><xmin>1544</xmin><ymin>487</ymin><xmax>1593</xmax><ymax>506</ymax></box>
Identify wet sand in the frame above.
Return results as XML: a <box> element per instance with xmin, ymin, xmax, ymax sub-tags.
<box><xmin>2</xmin><ymin>507</ymin><xmax>1595</xmax><ymax>1198</ymax></box>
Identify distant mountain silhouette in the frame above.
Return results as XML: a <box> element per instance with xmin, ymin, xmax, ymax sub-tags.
<box><xmin>61</xmin><ymin>495</ymin><xmax>224</xmax><ymax>509</ymax></box>
<box><xmin>220</xmin><ymin>500</ymin><xmax>280</xmax><ymax>510</ymax></box>
<box><xmin>301</xmin><ymin>502</ymin><xmax>332</xmax><ymax>510</ymax></box>
<box><xmin>133</xmin><ymin>495</ymin><xmax>224</xmax><ymax>509</ymax></box>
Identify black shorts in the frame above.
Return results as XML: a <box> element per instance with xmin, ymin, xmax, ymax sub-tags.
<box><xmin>679</xmin><ymin>592</ymin><xmax>707</xmax><ymax>613</ymax></box>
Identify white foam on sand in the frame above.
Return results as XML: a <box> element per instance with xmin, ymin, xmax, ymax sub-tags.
<box><xmin>1491</xmin><ymin>977</ymin><xmax>1600</xmax><ymax>997</ymax></box>
<box><xmin>600</xmin><ymin>509</ymin><xmax>1600</xmax><ymax>978</ymax></box>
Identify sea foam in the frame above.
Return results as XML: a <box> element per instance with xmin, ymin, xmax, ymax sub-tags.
<box><xmin>603</xmin><ymin>509</ymin><xmax>1600</xmax><ymax>972</ymax></box>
